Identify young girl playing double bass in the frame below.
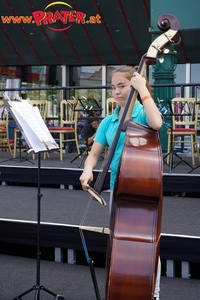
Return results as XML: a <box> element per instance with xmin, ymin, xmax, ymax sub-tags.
<box><xmin>79</xmin><ymin>65</ymin><xmax>162</xmax><ymax>300</ymax></box>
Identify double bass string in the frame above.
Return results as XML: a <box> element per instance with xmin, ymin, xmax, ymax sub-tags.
<box><xmin>79</xmin><ymin>58</ymin><xmax>147</xmax><ymax>263</ymax></box>
<box><xmin>78</xmin><ymin>60</ymin><xmax>150</xmax><ymax>300</ymax></box>
<box><xmin>78</xmin><ymin>191</ymin><xmax>102</xmax><ymax>300</ymax></box>
<box><xmin>79</xmin><ymin>140</ymin><xmax>109</xmax><ymax>243</ymax></box>
<box><xmin>78</xmin><ymin>157</ymin><xmax>109</xmax><ymax>300</ymax></box>
<box><xmin>78</xmin><ymin>64</ymin><xmax>142</xmax><ymax>243</ymax></box>
<box><xmin>93</xmin><ymin>57</ymin><xmax>146</xmax><ymax>195</ymax></box>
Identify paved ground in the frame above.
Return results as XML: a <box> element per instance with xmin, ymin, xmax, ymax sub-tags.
<box><xmin>0</xmin><ymin>254</ymin><xmax>199</xmax><ymax>300</ymax></box>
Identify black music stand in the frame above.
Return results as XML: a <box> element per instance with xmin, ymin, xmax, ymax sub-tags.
<box><xmin>70</xmin><ymin>99</ymin><xmax>102</xmax><ymax>167</ymax></box>
<box><xmin>3</xmin><ymin>97</ymin><xmax>64</xmax><ymax>300</ymax></box>
<box><xmin>70</xmin><ymin>114</ymin><xmax>97</xmax><ymax>168</ymax></box>
<box><xmin>162</xmin><ymin>100</ymin><xmax>193</xmax><ymax>173</ymax></box>
<box><xmin>12</xmin><ymin>152</ymin><xmax>64</xmax><ymax>300</ymax></box>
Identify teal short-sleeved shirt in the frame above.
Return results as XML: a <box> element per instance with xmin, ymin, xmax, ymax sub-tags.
<box><xmin>94</xmin><ymin>102</ymin><xmax>149</xmax><ymax>189</ymax></box>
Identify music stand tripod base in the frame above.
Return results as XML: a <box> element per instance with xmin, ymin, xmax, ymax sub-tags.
<box><xmin>0</xmin><ymin>155</ymin><xmax>34</xmax><ymax>164</ymax></box>
<box><xmin>163</xmin><ymin>150</ymin><xmax>194</xmax><ymax>173</ymax></box>
<box><xmin>10</xmin><ymin>155</ymin><xmax>34</xmax><ymax>164</ymax></box>
<box><xmin>78</xmin><ymin>147</ymin><xmax>90</xmax><ymax>168</ymax></box>
<box><xmin>188</xmin><ymin>162</ymin><xmax>200</xmax><ymax>173</ymax></box>
<box><xmin>13</xmin><ymin>132</ymin><xmax>34</xmax><ymax>164</ymax></box>
<box><xmin>70</xmin><ymin>146</ymin><xmax>86</xmax><ymax>163</ymax></box>
<box><xmin>12</xmin><ymin>289</ymin><xmax>65</xmax><ymax>300</ymax></box>
<box><xmin>0</xmin><ymin>144</ymin><xmax>34</xmax><ymax>164</ymax></box>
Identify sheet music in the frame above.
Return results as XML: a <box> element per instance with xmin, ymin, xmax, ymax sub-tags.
<box><xmin>3</xmin><ymin>97</ymin><xmax>59</xmax><ymax>153</ymax></box>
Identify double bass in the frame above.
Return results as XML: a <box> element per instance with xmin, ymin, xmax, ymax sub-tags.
<box><xmin>94</xmin><ymin>14</ymin><xmax>179</xmax><ymax>300</ymax></box>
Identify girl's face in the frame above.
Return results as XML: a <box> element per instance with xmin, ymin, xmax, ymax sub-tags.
<box><xmin>111</xmin><ymin>72</ymin><xmax>131</xmax><ymax>107</ymax></box>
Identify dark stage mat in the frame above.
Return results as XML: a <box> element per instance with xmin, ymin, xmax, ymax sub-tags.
<box><xmin>0</xmin><ymin>149</ymin><xmax>200</xmax><ymax>174</ymax></box>
<box><xmin>0</xmin><ymin>185</ymin><xmax>200</xmax><ymax>237</ymax></box>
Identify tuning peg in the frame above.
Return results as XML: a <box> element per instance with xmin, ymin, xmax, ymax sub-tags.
<box><xmin>157</xmin><ymin>57</ymin><xmax>164</xmax><ymax>64</ymax></box>
<box><xmin>162</xmin><ymin>48</ymin><xmax>170</xmax><ymax>54</ymax></box>
<box><xmin>152</xmin><ymin>44</ymin><xmax>169</xmax><ymax>55</ymax></box>
<box><xmin>164</xmin><ymin>32</ymin><xmax>181</xmax><ymax>47</ymax></box>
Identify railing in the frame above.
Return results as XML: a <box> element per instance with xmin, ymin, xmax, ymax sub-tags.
<box><xmin>1</xmin><ymin>81</ymin><xmax>200</xmax><ymax>101</ymax></box>
<box><xmin>1</xmin><ymin>82</ymin><xmax>200</xmax><ymax>147</ymax></box>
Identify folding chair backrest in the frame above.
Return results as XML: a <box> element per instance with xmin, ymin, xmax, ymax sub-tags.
<box><xmin>29</xmin><ymin>99</ymin><xmax>47</xmax><ymax>121</ymax></box>
<box><xmin>0</xmin><ymin>100</ymin><xmax>13</xmax><ymax>154</ymax></box>
<box><xmin>60</xmin><ymin>99</ymin><xmax>79</xmax><ymax>127</ymax></box>
<box><xmin>171</xmin><ymin>97</ymin><xmax>199</xmax><ymax>129</ymax></box>
<box><xmin>0</xmin><ymin>100</ymin><xmax>7</xmax><ymax>127</ymax></box>
<box><xmin>106</xmin><ymin>97</ymin><xmax>118</xmax><ymax>115</ymax></box>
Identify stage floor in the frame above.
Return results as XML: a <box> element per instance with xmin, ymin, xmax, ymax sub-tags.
<box><xmin>0</xmin><ymin>185</ymin><xmax>200</xmax><ymax>237</ymax></box>
<box><xmin>0</xmin><ymin>148</ymin><xmax>200</xmax><ymax>174</ymax></box>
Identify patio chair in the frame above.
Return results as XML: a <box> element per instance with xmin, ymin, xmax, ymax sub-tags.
<box><xmin>48</xmin><ymin>99</ymin><xmax>80</xmax><ymax>160</ymax></box>
<box><xmin>166</xmin><ymin>97</ymin><xmax>200</xmax><ymax>165</ymax></box>
<box><xmin>0</xmin><ymin>100</ymin><xmax>13</xmax><ymax>156</ymax></box>
<box><xmin>106</xmin><ymin>98</ymin><xmax>118</xmax><ymax>115</ymax></box>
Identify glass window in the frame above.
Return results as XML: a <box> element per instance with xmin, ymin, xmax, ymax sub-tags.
<box><xmin>191</xmin><ymin>64</ymin><xmax>200</xmax><ymax>83</ymax></box>
<box><xmin>191</xmin><ymin>64</ymin><xmax>200</xmax><ymax>98</ymax></box>
<box><xmin>71</xmin><ymin>66</ymin><xmax>103</xmax><ymax>112</ymax></box>
<box><xmin>174</xmin><ymin>64</ymin><xmax>189</xmax><ymax>97</ymax></box>
<box><xmin>174</xmin><ymin>64</ymin><xmax>186</xmax><ymax>84</ymax></box>
<box><xmin>0</xmin><ymin>66</ymin><xmax>63</xmax><ymax>120</ymax></box>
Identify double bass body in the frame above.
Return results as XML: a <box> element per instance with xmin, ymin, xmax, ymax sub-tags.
<box><xmin>106</xmin><ymin>121</ymin><xmax>163</xmax><ymax>300</ymax></box>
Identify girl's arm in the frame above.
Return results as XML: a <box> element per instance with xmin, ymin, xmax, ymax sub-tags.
<box><xmin>131</xmin><ymin>72</ymin><xmax>162</xmax><ymax>130</ymax></box>
<box><xmin>79</xmin><ymin>141</ymin><xmax>104</xmax><ymax>191</ymax></box>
